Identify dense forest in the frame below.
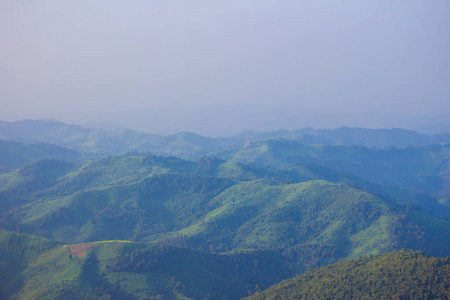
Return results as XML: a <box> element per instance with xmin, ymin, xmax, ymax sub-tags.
<box><xmin>1</xmin><ymin>120</ymin><xmax>450</xmax><ymax>299</ymax></box>
<box><xmin>245</xmin><ymin>250</ymin><xmax>450</xmax><ymax>300</ymax></box>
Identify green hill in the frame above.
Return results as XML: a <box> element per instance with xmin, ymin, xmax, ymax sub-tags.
<box><xmin>2</xmin><ymin>121</ymin><xmax>450</xmax><ymax>299</ymax></box>
<box><xmin>214</xmin><ymin>139</ymin><xmax>450</xmax><ymax>215</ymax></box>
<box><xmin>0</xmin><ymin>170</ymin><xmax>233</xmax><ymax>243</ymax></box>
<box><xmin>1</xmin><ymin>152</ymin><xmax>450</xmax><ymax>299</ymax></box>
<box><xmin>1</xmin><ymin>153</ymin><xmax>450</xmax><ymax>300</ymax></box>
<box><xmin>245</xmin><ymin>250</ymin><xmax>450</xmax><ymax>300</ymax></box>
<box><xmin>1</xmin><ymin>155</ymin><xmax>449</xmax><ymax>269</ymax></box>
<box><xmin>168</xmin><ymin>179</ymin><xmax>450</xmax><ymax>266</ymax></box>
<box><xmin>0</xmin><ymin>230</ymin><xmax>292</xmax><ymax>300</ymax></box>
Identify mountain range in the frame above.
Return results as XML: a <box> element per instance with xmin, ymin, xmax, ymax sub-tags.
<box><xmin>1</xmin><ymin>119</ymin><xmax>450</xmax><ymax>299</ymax></box>
<box><xmin>2</xmin><ymin>119</ymin><xmax>450</xmax><ymax>158</ymax></box>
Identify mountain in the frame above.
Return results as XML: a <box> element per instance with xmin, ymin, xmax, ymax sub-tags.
<box><xmin>232</xmin><ymin>127</ymin><xmax>450</xmax><ymax>148</ymax></box>
<box><xmin>2</xmin><ymin>120</ymin><xmax>450</xmax><ymax>160</ymax></box>
<box><xmin>1</xmin><ymin>154</ymin><xmax>449</xmax><ymax>270</ymax></box>
<box><xmin>415</xmin><ymin>123</ymin><xmax>450</xmax><ymax>135</ymax></box>
<box><xmin>0</xmin><ymin>155</ymin><xmax>229</xmax><ymax>243</ymax></box>
<box><xmin>0</xmin><ymin>230</ymin><xmax>292</xmax><ymax>300</ymax></box>
<box><xmin>213</xmin><ymin>139</ymin><xmax>450</xmax><ymax>215</ymax></box>
<box><xmin>0</xmin><ymin>140</ymin><xmax>90</xmax><ymax>173</ymax></box>
<box><xmin>82</xmin><ymin>121</ymin><xmax>128</xmax><ymax>131</ymax></box>
<box><xmin>2</xmin><ymin>122</ymin><xmax>450</xmax><ymax>298</ymax></box>
<box><xmin>245</xmin><ymin>250</ymin><xmax>450</xmax><ymax>300</ymax></box>
<box><xmin>173</xmin><ymin>179</ymin><xmax>450</xmax><ymax>263</ymax></box>
<box><xmin>0</xmin><ymin>119</ymin><xmax>162</xmax><ymax>154</ymax></box>
<box><xmin>0</xmin><ymin>119</ymin><xmax>230</xmax><ymax>158</ymax></box>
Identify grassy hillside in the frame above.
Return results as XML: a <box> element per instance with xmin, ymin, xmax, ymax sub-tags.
<box><xmin>1</xmin><ymin>155</ymin><xmax>450</xmax><ymax>267</ymax></box>
<box><xmin>0</xmin><ymin>155</ymin><xmax>233</xmax><ymax>243</ymax></box>
<box><xmin>1</xmin><ymin>150</ymin><xmax>450</xmax><ymax>299</ymax></box>
<box><xmin>0</xmin><ymin>230</ymin><xmax>293</xmax><ymax>300</ymax></box>
<box><xmin>199</xmin><ymin>157</ymin><xmax>449</xmax><ymax>218</ymax></box>
<box><xmin>169</xmin><ymin>179</ymin><xmax>450</xmax><ymax>266</ymax></box>
<box><xmin>245</xmin><ymin>250</ymin><xmax>450</xmax><ymax>300</ymax></box>
<box><xmin>214</xmin><ymin>139</ymin><xmax>450</xmax><ymax>213</ymax></box>
<box><xmin>0</xmin><ymin>154</ymin><xmax>196</xmax><ymax>207</ymax></box>
<box><xmin>1</xmin><ymin>173</ymin><xmax>233</xmax><ymax>244</ymax></box>
<box><xmin>0</xmin><ymin>230</ymin><xmax>60</xmax><ymax>299</ymax></box>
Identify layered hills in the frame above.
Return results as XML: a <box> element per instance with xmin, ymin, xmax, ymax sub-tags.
<box><xmin>2</xmin><ymin>119</ymin><xmax>450</xmax><ymax>158</ymax></box>
<box><xmin>214</xmin><ymin>139</ymin><xmax>450</xmax><ymax>214</ymax></box>
<box><xmin>1</xmin><ymin>119</ymin><xmax>450</xmax><ymax>299</ymax></box>
<box><xmin>0</xmin><ymin>120</ymin><xmax>232</xmax><ymax>158</ymax></box>
<box><xmin>1</xmin><ymin>154</ymin><xmax>449</xmax><ymax>269</ymax></box>
<box><xmin>0</xmin><ymin>140</ymin><xmax>90</xmax><ymax>174</ymax></box>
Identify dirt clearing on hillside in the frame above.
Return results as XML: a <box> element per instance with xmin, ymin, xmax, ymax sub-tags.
<box><xmin>67</xmin><ymin>243</ymin><xmax>97</xmax><ymax>257</ymax></box>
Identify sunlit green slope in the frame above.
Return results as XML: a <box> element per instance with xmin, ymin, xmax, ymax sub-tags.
<box><xmin>1</xmin><ymin>155</ymin><xmax>450</xmax><ymax>269</ymax></box>
<box><xmin>163</xmin><ymin>179</ymin><xmax>450</xmax><ymax>267</ymax></box>
<box><xmin>214</xmin><ymin>139</ymin><xmax>450</xmax><ymax>215</ymax></box>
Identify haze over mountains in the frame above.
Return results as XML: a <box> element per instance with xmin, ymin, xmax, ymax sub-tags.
<box><xmin>2</xmin><ymin>119</ymin><xmax>450</xmax><ymax>157</ymax></box>
<box><xmin>2</xmin><ymin>1</ymin><xmax>449</xmax><ymax>133</ymax></box>
<box><xmin>74</xmin><ymin>105</ymin><xmax>450</xmax><ymax>137</ymax></box>
<box><xmin>2</xmin><ymin>0</ymin><xmax>449</xmax><ymax>298</ymax></box>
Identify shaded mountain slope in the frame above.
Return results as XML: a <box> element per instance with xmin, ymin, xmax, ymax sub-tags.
<box><xmin>0</xmin><ymin>140</ymin><xmax>89</xmax><ymax>173</ymax></box>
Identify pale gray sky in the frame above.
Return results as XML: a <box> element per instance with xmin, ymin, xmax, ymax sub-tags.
<box><xmin>1</xmin><ymin>1</ymin><xmax>449</xmax><ymax>135</ymax></box>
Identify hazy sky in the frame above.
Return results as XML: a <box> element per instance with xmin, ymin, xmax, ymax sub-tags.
<box><xmin>1</xmin><ymin>1</ymin><xmax>449</xmax><ymax>135</ymax></box>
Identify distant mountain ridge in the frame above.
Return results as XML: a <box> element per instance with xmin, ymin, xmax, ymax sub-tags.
<box><xmin>233</xmin><ymin>127</ymin><xmax>450</xmax><ymax>148</ymax></box>
<box><xmin>1</xmin><ymin>120</ymin><xmax>450</xmax><ymax>160</ymax></box>
<box><xmin>0</xmin><ymin>119</ymin><xmax>231</xmax><ymax>158</ymax></box>
<box><xmin>0</xmin><ymin>140</ymin><xmax>90</xmax><ymax>174</ymax></box>
<box><xmin>415</xmin><ymin>123</ymin><xmax>450</xmax><ymax>135</ymax></box>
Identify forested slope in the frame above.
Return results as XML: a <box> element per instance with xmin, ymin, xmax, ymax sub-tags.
<box><xmin>1</xmin><ymin>155</ymin><xmax>449</xmax><ymax>269</ymax></box>
<box><xmin>0</xmin><ymin>230</ymin><xmax>292</xmax><ymax>300</ymax></box>
<box><xmin>214</xmin><ymin>139</ymin><xmax>450</xmax><ymax>215</ymax></box>
<box><xmin>245</xmin><ymin>250</ymin><xmax>450</xmax><ymax>300</ymax></box>
<box><xmin>1</xmin><ymin>134</ymin><xmax>450</xmax><ymax>299</ymax></box>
